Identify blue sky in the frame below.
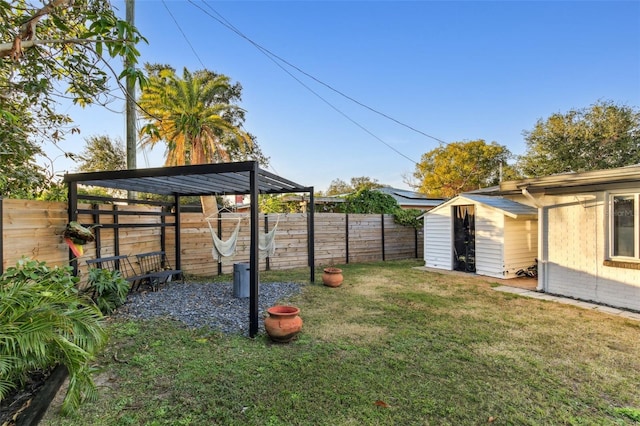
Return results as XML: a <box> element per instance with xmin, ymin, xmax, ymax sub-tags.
<box><xmin>47</xmin><ymin>0</ymin><xmax>640</xmax><ymax>192</ymax></box>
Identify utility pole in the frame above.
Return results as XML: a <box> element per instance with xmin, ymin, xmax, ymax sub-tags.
<box><xmin>125</xmin><ymin>0</ymin><xmax>136</xmax><ymax>199</ymax></box>
<box><xmin>125</xmin><ymin>0</ymin><xmax>136</xmax><ymax>172</ymax></box>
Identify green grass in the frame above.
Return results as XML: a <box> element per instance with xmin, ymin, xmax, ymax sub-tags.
<box><xmin>42</xmin><ymin>260</ymin><xmax>640</xmax><ymax>425</ymax></box>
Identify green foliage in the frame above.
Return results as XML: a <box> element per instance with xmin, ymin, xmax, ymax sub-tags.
<box><xmin>86</xmin><ymin>268</ymin><xmax>130</xmax><ymax>315</ymax></box>
<box><xmin>0</xmin><ymin>258</ymin><xmax>107</xmax><ymax>414</ymax></box>
<box><xmin>413</xmin><ymin>139</ymin><xmax>515</xmax><ymax>197</ymax></box>
<box><xmin>518</xmin><ymin>100</ymin><xmax>640</xmax><ymax>177</ymax></box>
<box><xmin>77</xmin><ymin>135</ymin><xmax>127</xmax><ymax>173</ymax></box>
<box><xmin>613</xmin><ymin>407</ymin><xmax>640</xmax><ymax>422</ymax></box>
<box><xmin>324</xmin><ymin>176</ymin><xmax>384</xmax><ymax>196</ymax></box>
<box><xmin>259</xmin><ymin>194</ymin><xmax>303</xmax><ymax>213</ymax></box>
<box><xmin>1</xmin><ymin>0</ymin><xmax>146</xmax><ymax>199</ymax></box>
<box><xmin>393</xmin><ymin>208</ymin><xmax>423</xmax><ymax>229</ymax></box>
<box><xmin>138</xmin><ymin>65</ymin><xmax>268</xmax><ymax>167</ymax></box>
<box><xmin>343</xmin><ymin>189</ymin><xmax>398</xmax><ymax>214</ymax></box>
<box><xmin>325</xmin><ymin>178</ymin><xmax>352</xmax><ymax>196</ymax></box>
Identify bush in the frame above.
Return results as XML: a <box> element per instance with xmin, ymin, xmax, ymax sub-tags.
<box><xmin>0</xmin><ymin>258</ymin><xmax>107</xmax><ymax>414</ymax></box>
<box><xmin>86</xmin><ymin>268</ymin><xmax>130</xmax><ymax>314</ymax></box>
<box><xmin>393</xmin><ymin>208</ymin><xmax>424</xmax><ymax>229</ymax></box>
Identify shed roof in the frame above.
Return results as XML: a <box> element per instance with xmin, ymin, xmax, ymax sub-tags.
<box><xmin>63</xmin><ymin>161</ymin><xmax>311</xmax><ymax>196</ymax></box>
<box><xmin>424</xmin><ymin>194</ymin><xmax>537</xmax><ymax>219</ymax></box>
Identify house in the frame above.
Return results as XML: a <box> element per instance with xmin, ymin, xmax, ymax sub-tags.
<box><xmin>374</xmin><ymin>187</ymin><xmax>443</xmax><ymax>211</ymax></box>
<box><xmin>423</xmin><ymin>164</ymin><xmax>640</xmax><ymax>312</ymax></box>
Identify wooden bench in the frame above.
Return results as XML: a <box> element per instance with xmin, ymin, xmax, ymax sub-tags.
<box><xmin>86</xmin><ymin>252</ymin><xmax>182</xmax><ymax>292</ymax></box>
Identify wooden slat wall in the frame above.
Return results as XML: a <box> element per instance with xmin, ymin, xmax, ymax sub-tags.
<box><xmin>2</xmin><ymin>199</ymin><xmax>69</xmax><ymax>269</ymax></box>
<box><xmin>1</xmin><ymin>200</ymin><xmax>421</xmax><ymax>277</ymax></box>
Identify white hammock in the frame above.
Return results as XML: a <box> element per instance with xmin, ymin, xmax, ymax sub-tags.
<box><xmin>207</xmin><ymin>217</ymin><xmax>242</xmax><ymax>263</ymax></box>
<box><xmin>206</xmin><ymin>214</ymin><xmax>280</xmax><ymax>262</ymax></box>
<box><xmin>259</xmin><ymin>215</ymin><xmax>280</xmax><ymax>259</ymax></box>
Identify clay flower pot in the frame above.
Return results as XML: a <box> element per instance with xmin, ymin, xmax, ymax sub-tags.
<box><xmin>322</xmin><ymin>267</ymin><xmax>343</xmax><ymax>287</ymax></box>
<box><xmin>264</xmin><ymin>305</ymin><xmax>303</xmax><ymax>343</ymax></box>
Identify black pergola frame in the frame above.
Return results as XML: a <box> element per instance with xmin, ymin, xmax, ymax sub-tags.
<box><xmin>64</xmin><ymin>161</ymin><xmax>315</xmax><ymax>337</ymax></box>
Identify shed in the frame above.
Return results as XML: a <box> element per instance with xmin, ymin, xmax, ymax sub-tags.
<box><xmin>423</xmin><ymin>193</ymin><xmax>538</xmax><ymax>279</ymax></box>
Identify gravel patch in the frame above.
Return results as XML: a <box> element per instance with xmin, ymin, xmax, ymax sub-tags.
<box><xmin>115</xmin><ymin>281</ymin><xmax>303</xmax><ymax>336</ymax></box>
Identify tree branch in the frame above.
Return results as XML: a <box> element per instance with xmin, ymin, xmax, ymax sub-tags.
<box><xmin>7</xmin><ymin>0</ymin><xmax>74</xmax><ymax>60</ymax></box>
<box><xmin>0</xmin><ymin>38</ymin><xmax>128</xmax><ymax>58</ymax></box>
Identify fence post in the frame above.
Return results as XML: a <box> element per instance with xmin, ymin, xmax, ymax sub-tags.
<box><xmin>381</xmin><ymin>214</ymin><xmax>386</xmax><ymax>261</ymax></box>
<box><xmin>345</xmin><ymin>213</ymin><xmax>350</xmax><ymax>264</ymax></box>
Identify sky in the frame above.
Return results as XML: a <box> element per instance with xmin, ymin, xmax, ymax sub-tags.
<box><xmin>44</xmin><ymin>0</ymin><xmax>640</xmax><ymax>193</ymax></box>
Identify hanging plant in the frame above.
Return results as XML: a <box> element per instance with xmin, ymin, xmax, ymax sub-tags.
<box><xmin>62</xmin><ymin>221</ymin><xmax>96</xmax><ymax>245</ymax></box>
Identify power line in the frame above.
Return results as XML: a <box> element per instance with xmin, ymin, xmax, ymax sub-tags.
<box><xmin>187</xmin><ymin>0</ymin><xmax>421</xmax><ymax>164</ymax></box>
<box><xmin>198</xmin><ymin>1</ymin><xmax>447</xmax><ymax>146</ymax></box>
<box><xmin>161</xmin><ymin>0</ymin><xmax>207</xmax><ymax>69</ymax></box>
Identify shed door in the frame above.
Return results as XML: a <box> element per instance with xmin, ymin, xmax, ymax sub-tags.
<box><xmin>453</xmin><ymin>205</ymin><xmax>476</xmax><ymax>272</ymax></box>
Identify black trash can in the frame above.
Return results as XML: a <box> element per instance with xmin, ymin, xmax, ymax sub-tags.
<box><xmin>233</xmin><ymin>262</ymin><xmax>250</xmax><ymax>298</ymax></box>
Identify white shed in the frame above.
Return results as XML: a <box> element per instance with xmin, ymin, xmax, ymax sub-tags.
<box><xmin>423</xmin><ymin>194</ymin><xmax>538</xmax><ymax>279</ymax></box>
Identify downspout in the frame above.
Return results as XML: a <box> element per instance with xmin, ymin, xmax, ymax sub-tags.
<box><xmin>520</xmin><ymin>186</ymin><xmax>545</xmax><ymax>292</ymax></box>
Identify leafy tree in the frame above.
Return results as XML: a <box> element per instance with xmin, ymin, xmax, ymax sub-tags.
<box><xmin>325</xmin><ymin>178</ymin><xmax>352</xmax><ymax>196</ymax></box>
<box><xmin>138</xmin><ymin>64</ymin><xmax>266</xmax><ymax>166</ymax></box>
<box><xmin>350</xmin><ymin>176</ymin><xmax>383</xmax><ymax>192</ymax></box>
<box><xmin>413</xmin><ymin>140</ymin><xmax>514</xmax><ymax>198</ymax></box>
<box><xmin>518</xmin><ymin>100</ymin><xmax>640</xmax><ymax>177</ymax></box>
<box><xmin>259</xmin><ymin>194</ymin><xmax>302</xmax><ymax>213</ymax></box>
<box><xmin>344</xmin><ymin>189</ymin><xmax>399</xmax><ymax>214</ymax></box>
<box><xmin>325</xmin><ymin>176</ymin><xmax>384</xmax><ymax>196</ymax></box>
<box><xmin>0</xmin><ymin>0</ymin><xmax>146</xmax><ymax>198</ymax></box>
<box><xmin>77</xmin><ymin>135</ymin><xmax>126</xmax><ymax>172</ymax></box>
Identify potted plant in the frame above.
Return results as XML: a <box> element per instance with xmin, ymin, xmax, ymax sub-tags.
<box><xmin>322</xmin><ymin>266</ymin><xmax>343</xmax><ymax>287</ymax></box>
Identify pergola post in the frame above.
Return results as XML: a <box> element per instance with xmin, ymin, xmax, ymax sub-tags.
<box><xmin>249</xmin><ymin>163</ymin><xmax>260</xmax><ymax>338</ymax></box>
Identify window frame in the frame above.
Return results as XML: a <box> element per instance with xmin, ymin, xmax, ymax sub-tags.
<box><xmin>608</xmin><ymin>191</ymin><xmax>640</xmax><ymax>261</ymax></box>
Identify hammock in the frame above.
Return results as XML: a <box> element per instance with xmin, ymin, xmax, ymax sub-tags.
<box><xmin>206</xmin><ymin>214</ymin><xmax>281</xmax><ymax>262</ymax></box>
<box><xmin>207</xmin><ymin>217</ymin><xmax>242</xmax><ymax>263</ymax></box>
<box><xmin>259</xmin><ymin>215</ymin><xmax>280</xmax><ymax>259</ymax></box>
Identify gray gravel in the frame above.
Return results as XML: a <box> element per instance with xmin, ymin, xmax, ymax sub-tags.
<box><xmin>115</xmin><ymin>281</ymin><xmax>303</xmax><ymax>336</ymax></box>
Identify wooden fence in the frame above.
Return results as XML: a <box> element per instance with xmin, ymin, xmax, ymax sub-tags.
<box><xmin>0</xmin><ymin>198</ymin><xmax>423</xmax><ymax>278</ymax></box>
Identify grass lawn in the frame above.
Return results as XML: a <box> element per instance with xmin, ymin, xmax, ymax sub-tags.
<box><xmin>42</xmin><ymin>260</ymin><xmax>640</xmax><ymax>425</ymax></box>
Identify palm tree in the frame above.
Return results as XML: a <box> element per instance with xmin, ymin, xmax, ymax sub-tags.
<box><xmin>138</xmin><ymin>65</ymin><xmax>257</xmax><ymax>215</ymax></box>
<box><xmin>138</xmin><ymin>65</ymin><xmax>253</xmax><ymax>166</ymax></box>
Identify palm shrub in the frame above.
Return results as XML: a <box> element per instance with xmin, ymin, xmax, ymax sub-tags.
<box><xmin>0</xmin><ymin>258</ymin><xmax>107</xmax><ymax>414</ymax></box>
<box><xmin>86</xmin><ymin>268</ymin><xmax>130</xmax><ymax>314</ymax></box>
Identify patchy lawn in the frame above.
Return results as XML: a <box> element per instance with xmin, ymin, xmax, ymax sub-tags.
<box><xmin>42</xmin><ymin>260</ymin><xmax>640</xmax><ymax>425</ymax></box>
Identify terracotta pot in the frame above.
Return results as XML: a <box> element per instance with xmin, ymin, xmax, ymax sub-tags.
<box><xmin>322</xmin><ymin>267</ymin><xmax>343</xmax><ymax>287</ymax></box>
<box><xmin>264</xmin><ymin>305</ymin><xmax>303</xmax><ymax>343</ymax></box>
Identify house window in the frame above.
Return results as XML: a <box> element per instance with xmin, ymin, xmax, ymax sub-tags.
<box><xmin>610</xmin><ymin>194</ymin><xmax>638</xmax><ymax>258</ymax></box>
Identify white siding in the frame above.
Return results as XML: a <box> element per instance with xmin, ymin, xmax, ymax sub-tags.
<box><xmin>542</xmin><ymin>193</ymin><xmax>640</xmax><ymax>311</ymax></box>
<box><xmin>424</xmin><ymin>207</ymin><xmax>452</xmax><ymax>270</ymax></box>
<box><xmin>503</xmin><ymin>217</ymin><xmax>538</xmax><ymax>278</ymax></box>
<box><xmin>474</xmin><ymin>204</ymin><xmax>505</xmax><ymax>278</ymax></box>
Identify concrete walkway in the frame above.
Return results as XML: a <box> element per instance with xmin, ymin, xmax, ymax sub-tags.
<box><xmin>493</xmin><ymin>285</ymin><xmax>640</xmax><ymax>321</ymax></box>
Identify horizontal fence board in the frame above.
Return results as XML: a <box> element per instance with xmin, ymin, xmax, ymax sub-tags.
<box><xmin>2</xmin><ymin>201</ymin><xmax>420</xmax><ymax>275</ymax></box>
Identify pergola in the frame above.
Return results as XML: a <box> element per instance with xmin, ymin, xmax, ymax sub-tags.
<box><xmin>64</xmin><ymin>161</ymin><xmax>315</xmax><ymax>337</ymax></box>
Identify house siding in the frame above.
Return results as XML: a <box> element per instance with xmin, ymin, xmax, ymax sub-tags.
<box><xmin>542</xmin><ymin>193</ymin><xmax>640</xmax><ymax>312</ymax></box>
<box><xmin>503</xmin><ymin>217</ymin><xmax>538</xmax><ymax>278</ymax></box>
<box><xmin>424</xmin><ymin>207</ymin><xmax>452</xmax><ymax>269</ymax></box>
<box><xmin>474</xmin><ymin>204</ymin><xmax>505</xmax><ymax>279</ymax></box>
